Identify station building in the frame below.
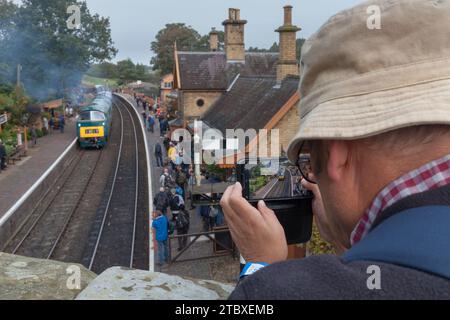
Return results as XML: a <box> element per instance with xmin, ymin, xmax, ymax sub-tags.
<box><xmin>173</xmin><ymin>5</ymin><xmax>302</xmax><ymax>157</ymax></box>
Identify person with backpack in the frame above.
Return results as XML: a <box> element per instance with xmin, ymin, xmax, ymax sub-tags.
<box><xmin>175</xmin><ymin>166</ymin><xmax>187</xmax><ymax>200</ymax></box>
<box><xmin>152</xmin><ymin>210</ymin><xmax>169</xmax><ymax>266</ymax></box>
<box><xmin>153</xmin><ymin>187</ymin><xmax>170</xmax><ymax>215</ymax></box>
<box><xmin>176</xmin><ymin>209</ymin><xmax>190</xmax><ymax>252</ymax></box>
<box><xmin>160</xmin><ymin>168</ymin><xmax>175</xmax><ymax>189</ymax></box>
<box><xmin>169</xmin><ymin>188</ymin><xmax>184</xmax><ymax>222</ymax></box>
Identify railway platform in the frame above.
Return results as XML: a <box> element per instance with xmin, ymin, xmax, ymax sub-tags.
<box><xmin>0</xmin><ymin>119</ymin><xmax>76</xmax><ymax>219</ymax></box>
<box><xmin>120</xmin><ymin>94</ymin><xmax>239</xmax><ymax>284</ymax></box>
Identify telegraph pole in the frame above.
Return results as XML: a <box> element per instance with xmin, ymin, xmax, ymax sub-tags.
<box><xmin>16</xmin><ymin>64</ymin><xmax>22</xmax><ymax>87</ymax></box>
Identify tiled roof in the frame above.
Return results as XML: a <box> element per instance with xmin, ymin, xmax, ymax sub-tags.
<box><xmin>202</xmin><ymin>75</ymin><xmax>300</xmax><ymax>133</ymax></box>
<box><xmin>176</xmin><ymin>52</ymin><xmax>278</xmax><ymax>90</ymax></box>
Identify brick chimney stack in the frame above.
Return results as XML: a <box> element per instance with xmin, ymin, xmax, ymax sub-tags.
<box><xmin>222</xmin><ymin>8</ymin><xmax>247</xmax><ymax>62</ymax></box>
<box><xmin>209</xmin><ymin>27</ymin><xmax>219</xmax><ymax>52</ymax></box>
<box><xmin>276</xmin><ymin>5</ymin><xmax>301</xmax><ymax>83</ymax></box>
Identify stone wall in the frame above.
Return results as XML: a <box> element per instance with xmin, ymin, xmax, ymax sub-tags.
<box><xmin>0</xmin><ymin>253</ymin><xmax>95</xmax><ymax>300</ymax></box>
<box><xmin>271</xmin><ymin>102</ymin><xmax>300</xmax><ymax>154</ymax></box>
<box><xmin>182</xmin><ymin>91</ymin><xmax>223</xmax><ymax>121</ymax></box>
<box><xmin>77</xmin><ymin>267</ymin><xmax>235</xmax><ymax>300</ymax></box>
<box><xmin>0</xmin><ymin>253</ymin><xmax>235</xmax><ymax>300</ymax></box>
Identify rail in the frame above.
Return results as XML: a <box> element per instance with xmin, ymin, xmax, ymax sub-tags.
<box><xmin>114</xmin><ymin>93</ymin><xmax>154</xmax><ymax>272</ymax></box>
<box><xmin>0</xmin><ymin>138</ymin><xmax>78</xmax><ymax>229</ymax></box>
<box><xmin>89</xmin><ymin>99</ymin><xmax>128</xmax><ymax>270</ymax></box>
<box><xmin>47</xmin><ymin>151</ymin><xmax>103</xmax><ymax>259</ymax></box>
<box><xmin>88</xmin><ymin>96</ymin><xmax>149</xmax><ymax>273</ymax></box>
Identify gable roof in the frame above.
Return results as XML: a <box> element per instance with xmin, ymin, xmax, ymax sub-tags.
<box><xmin>202</xmin><ymin>75</ymin><xmax>300</xmax><ymax>133</ymax></box>
<box><xmin>175</xmin><ymin>52</ymin><xmax>279</xmax><ymax>91</ymax></box>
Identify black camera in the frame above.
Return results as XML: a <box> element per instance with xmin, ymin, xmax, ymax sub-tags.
<box><xmin>236</xmin><ymin>157</ymin><xmax>313</xmax><ymax>245</ymax></box>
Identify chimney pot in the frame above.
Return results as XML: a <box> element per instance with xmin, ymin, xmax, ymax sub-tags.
<box><xmin>229</xmin><ymin>8</ymin><xmax>240</xmax><ymax>21</ymax></box>
<box><xmin>284</xmin><ymin>5</ymin><xmax>293</xmax><ymax>25</ymax></box>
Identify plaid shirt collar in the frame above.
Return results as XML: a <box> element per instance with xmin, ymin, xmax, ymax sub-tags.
<box><xmin>350</xmin><ymin>153</ymin><xmax>450</xmax><ymax>246</ymax></box>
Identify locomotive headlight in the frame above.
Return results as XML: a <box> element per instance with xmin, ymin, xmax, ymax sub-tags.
<box><xmin>78</xmin><ymin>124</ymin><xmax>81</xmax><ymax>127</ymax></box>
<box><xmin>102</xmin><ymin>122</ymin><xmax>105</xmax><ymax>126</ymax></box>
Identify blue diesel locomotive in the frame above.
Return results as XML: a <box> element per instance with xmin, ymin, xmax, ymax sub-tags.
<box><xmin>77</xmin><ymin>90</ymin><xmax>113</xmax><ymax>148</ymax></box>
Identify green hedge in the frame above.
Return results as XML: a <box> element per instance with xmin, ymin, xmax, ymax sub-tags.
<box><xmin>308</xmin><ymin>223</ymin><xmax>336</xmax><ymax>255</ymax></box>
<box><xmin>5</xmin><ymin>144</ymin><xmax>14</xmax><ymax>156</ymax></box>
<box><xmin>36</xmin><ymin>128</ymin><xmax>44</xmax><ymax>138</ymax></box>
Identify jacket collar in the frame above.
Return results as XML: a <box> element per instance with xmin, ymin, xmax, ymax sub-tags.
<box><xmin>371</xmin><ymin>183</ymin><xmax>450</xmax><ymax>231</ymax></box>
<box><xmin>343</xmin><ymin>205</ymin><xmax>450</xmax><ymax>279</ymax></box>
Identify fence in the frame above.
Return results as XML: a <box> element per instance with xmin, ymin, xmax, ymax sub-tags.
<box><xmin>168</xmin><ymin>228</ymin><xmax>237</xmax><ymax>264</ymax></box>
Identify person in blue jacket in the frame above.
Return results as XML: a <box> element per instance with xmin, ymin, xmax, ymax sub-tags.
<box><xmin>152</xmin><ymin>210</ymin><xmax>169</xmax><ymax>266</ymax></box>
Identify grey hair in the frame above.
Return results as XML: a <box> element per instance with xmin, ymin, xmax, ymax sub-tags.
<box><xmin>310</xmin><ymin>125</ymin><xmax>450</xmax><ymax>175</ymax></box>
<box><xmin>361</xmin><ymin>125</ymin><xmax>450</xmax><ymax>154</ymax></box>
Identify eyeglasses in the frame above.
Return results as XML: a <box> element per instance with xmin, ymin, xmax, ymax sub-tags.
<box><xmin>297</xmin><ymin>141</ymin><xmax>317</xmax><ymax>185</ymax></box>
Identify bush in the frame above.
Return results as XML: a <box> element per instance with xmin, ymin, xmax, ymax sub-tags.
<box><xmin>308</xmin><ymin>223</ymin><xmax>335</xmax><ymax>255</ymax></box>
<box><xmin>36</xmin><ymin>128</ymin><xmax>44</xmax><ymax>138</ymax></box>
<box><xmin>5</xmin><ymin>144</ymin><xmax>15</xmax><ymax>156</ymax></box>
<box><xmin>0</xmin><ymin>129</ymin><xmax>16</xmax><ymax>146</ymax></box>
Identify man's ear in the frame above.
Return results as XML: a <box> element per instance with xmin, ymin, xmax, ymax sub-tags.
<box><xmin>326</xmin><ymin>141</ymin><xmax>350</xmax><ymax>182</ymax></box>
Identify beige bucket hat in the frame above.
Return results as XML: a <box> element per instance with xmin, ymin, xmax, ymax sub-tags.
<box><xmin>287</xmin><ymin>0</ymin><xmax>450</xmax><ymax>163</ymax></box>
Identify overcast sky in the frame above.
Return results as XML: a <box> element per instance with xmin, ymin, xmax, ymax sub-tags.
<box><xmin>84</xmin><ymin>0</ymin><xmax>364</xmax><ymax>65</ymax></box>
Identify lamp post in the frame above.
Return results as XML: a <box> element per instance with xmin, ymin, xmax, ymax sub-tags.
<box><xmin>16</xmin><ymin>64</ymin><xmax>22</xmax><ymax>88</ymax></box>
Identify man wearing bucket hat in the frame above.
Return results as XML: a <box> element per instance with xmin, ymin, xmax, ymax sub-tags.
<box><xmin>221</xmin><ymin>0</ymin><xmax>450</xmax><ymax>299</ymax></box>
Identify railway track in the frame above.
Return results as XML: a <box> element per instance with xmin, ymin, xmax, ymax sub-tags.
<box><xmin>2</xmin><ymin>96</ymin><xmax>149</xmax><ymax>274</ymax></box>
<box><xmin>2</xmin><ymin>148</ymin><xmax>103</xmax><ymax>258</ymax></box>
<box><xmin>86</xmin><ymin>96</ymin><xmax>148</xmax><ymax>274</ymax></box>
<box><xmin>265</xmin><ymin>169</ymin><xmax>293</xmax><ymax>198</ymax></box>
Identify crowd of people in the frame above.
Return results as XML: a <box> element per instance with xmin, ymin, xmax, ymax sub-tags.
<box><xmin>135</xmin><ymin>94</ymin><xmax>171</xmax><ymax>139</ymax></box>
<box><xmin>135</xmin><ymin>94</ymin><xmax>191</xmax><ymax>266</ymax></box>
<box><xmin>137</xmin><ymin>94</ymin><xmax>227</xmax><ymax>267</ymax></box>
<box><xmin>41</xmin><ymin>114</ymin><xmax>66</xmax><ymax>135</ymax></box>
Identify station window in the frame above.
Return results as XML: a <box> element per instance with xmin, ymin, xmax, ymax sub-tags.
<box><xmin>196</xmin><ymin>99</ymin><xmax>205</xmax><ymax>107</ymax></box>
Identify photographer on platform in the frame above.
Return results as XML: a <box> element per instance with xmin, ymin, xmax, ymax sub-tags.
<box><xmin>221</xmin><ymin>0</ymin><xmax>450</xmax><ymax>299</ymax></box>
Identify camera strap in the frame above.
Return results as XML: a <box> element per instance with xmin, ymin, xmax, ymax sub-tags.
<box><xmin>342</xmin><ymin>206</ymin><xmax>450</xmax><ymax>280</ymax></box>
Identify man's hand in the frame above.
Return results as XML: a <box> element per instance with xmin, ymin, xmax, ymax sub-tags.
<box><xmin>220</xmin><ymin>182</ymin><xmax>288</xmax><ymax>264</ymax></box>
